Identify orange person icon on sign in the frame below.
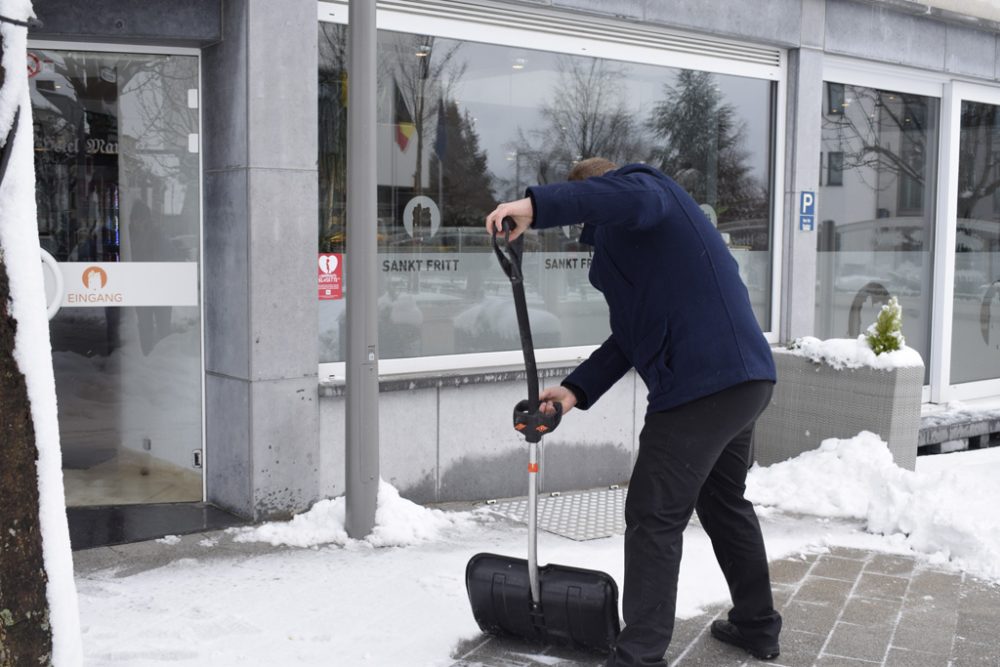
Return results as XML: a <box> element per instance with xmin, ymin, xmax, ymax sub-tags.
<box><xmin>83</xmin><ymin>266</ymin><xmax>108</xmax><ymax>290</ymax></box>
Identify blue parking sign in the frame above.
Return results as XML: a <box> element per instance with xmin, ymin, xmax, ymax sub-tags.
<box><xmin>799</xmin><ymin>191</ymin><xmax>815</xmax><ymax>231</ymax></box>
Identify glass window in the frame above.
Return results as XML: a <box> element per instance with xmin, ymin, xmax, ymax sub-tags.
<box><xmin>950</xmin><ymin>100</ymin><xmax>1000</xmax><ymax>384</ymax></box>
<box><xmin>816</xmin><ymin>84</ymin><xmax>939</xmax><ymax>382</ymax></box>
<box><xmin>319</xmin><ymin>24</ymin><xmax>777</xmax><ymax>363</ymax></box>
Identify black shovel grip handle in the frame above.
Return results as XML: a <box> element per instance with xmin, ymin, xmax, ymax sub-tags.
<box><xmin>491</xmin><ymin>217</ymin><xmax>523</xmax><ymax>283</ymax></box>
<box><xmin>514</xmin><ymin>400</ymin><xmax>562</xmax><ymax>443</ymax></box>
<box><xmin>492</xmin><ymin>216</ymin><xmax>560</xmax><ymax>441</ymax></box>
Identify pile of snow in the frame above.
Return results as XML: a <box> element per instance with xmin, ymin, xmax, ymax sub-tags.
<box><xmin>231</xmin><ymin>479</ymin><xmax>480</xmax><ymax>548</ymax></box>
<box><xmin>748</xmin><ymin>432</ymin><xmax>1000</xmax><ymax>579</ymax></box>
<box><xmin>784</xmin><ymin>335</ymin><xmax>923</xmax><ymax>370</ymax></box>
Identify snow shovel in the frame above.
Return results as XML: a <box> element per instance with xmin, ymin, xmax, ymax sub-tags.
<box><xmin>465</xmin><ymin>218</ymin><xmax>620</xmax><ymax>653</ymax></box>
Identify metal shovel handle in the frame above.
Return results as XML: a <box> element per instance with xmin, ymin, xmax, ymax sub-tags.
<box><xmin>492</xmin><ymin>216</ymin><xmax>565</xmax><ymax>608</ymax></box>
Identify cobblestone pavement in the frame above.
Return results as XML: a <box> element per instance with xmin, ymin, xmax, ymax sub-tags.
<box><xmin>451</xmin><ymin>547</ymin><xmax>1000</xmax><ymax>667</ymax></box>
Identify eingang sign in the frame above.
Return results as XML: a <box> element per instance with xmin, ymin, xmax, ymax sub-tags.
<box><xmin>58</xmin><ymin>262</ymin><xmax>198</xmax><ymax>308</ymax></box>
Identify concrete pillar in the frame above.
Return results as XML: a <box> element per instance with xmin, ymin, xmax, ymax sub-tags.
<box><xmin>202</xmin><ymin>0</ymin><xmax>319</xmax><ymax>520</ymax></box>
<box><xmin>780</xmin><ymin>0</ymin><xmax>826</xmax><ymax>342</ymax></box>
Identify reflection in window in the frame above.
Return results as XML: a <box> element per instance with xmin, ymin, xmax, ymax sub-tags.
<box><xmin>950</xmin><ymin>100</ymin><xmax>1000</xmax><ymax>384</ymax></box>
<box><xmin>318</xmin><ymin>23</ymin><xmax>777</xmax><ymax>362</ymax></box>
<box><xmin>34</xmin><ymin>53</ymin><xmax>200</xmax><ymax>265</ymax></box>
<box><xmin>816</xmin><ymin>84</ymin><xmax>938</xmax><ymax>383</ymax></box>
<box><xmin>826</xmin><ymin>82</ymin><xmax>845</xmax><ymax>116</ymax></box>
<box><xmin>827</xmin><ymin>151</ymin><xmax>843</xmax><ymax>186</ymax></box>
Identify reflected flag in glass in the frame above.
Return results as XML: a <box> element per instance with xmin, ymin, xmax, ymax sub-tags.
<box><xmin>394</xmin><ymin>79</ymin><xmax>415</xmax><ymax>151</ymax></box>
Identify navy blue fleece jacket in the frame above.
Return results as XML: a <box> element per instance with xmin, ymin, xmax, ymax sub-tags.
<box><xmin>526</xmin><ymin>163</ymin><xmax>775</xmax><ymax>414</ymax></box>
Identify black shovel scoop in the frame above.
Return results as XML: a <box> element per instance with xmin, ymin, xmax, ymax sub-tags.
<box><xmin>465</xmin><ymin>218</ymin><xmax>620</xmax><ymax>653</ymax></box>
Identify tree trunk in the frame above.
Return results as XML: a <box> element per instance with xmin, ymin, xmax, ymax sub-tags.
<box><xmin>0</xmin><ymin>41</ymin><xmax>55</xmax><ymax>667</ymax></box>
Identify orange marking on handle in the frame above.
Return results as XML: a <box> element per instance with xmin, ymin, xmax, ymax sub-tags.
<box><xmin>536</xmin><ymin>425</ymin><xmax>549</xmax><ymax>433</ymax></box>
<box><xmin>515</xmin><ymin>423</ymin><xmax>526</xmax><ymax>431</ymax></box>
<box><xmin>528</xmin><ymin>462</ymin><xmax>539</xmax><ymax>473</ymax></box>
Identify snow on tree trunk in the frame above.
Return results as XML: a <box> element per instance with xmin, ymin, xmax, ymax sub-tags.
<box><xmin>0</xmin><ymin>2</ymin><xmax>82</xmax><ymax>664</ymax></box>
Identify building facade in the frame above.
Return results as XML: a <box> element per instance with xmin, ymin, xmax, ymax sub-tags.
<box><xmin>27</xmin><ymin>0</ymin><xmax>1000</xmax><ymax>523</ymax></box>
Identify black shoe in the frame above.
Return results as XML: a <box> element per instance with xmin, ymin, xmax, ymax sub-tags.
<box><xmin>710</xmin><ymin>620</ymin><xmax>780</xmax><ymax>660</ymax></box>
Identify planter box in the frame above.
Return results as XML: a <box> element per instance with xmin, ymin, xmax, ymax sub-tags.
<box><xmin>754</xmin><ymin>347</ymin><xmax>924</xmax><ymax>471</ymax></box>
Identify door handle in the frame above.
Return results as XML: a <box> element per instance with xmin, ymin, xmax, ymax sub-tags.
<box><xmin>40</xmin><ymin>248</ymin><xmax>64</xmax><ymax>320</ymax></box>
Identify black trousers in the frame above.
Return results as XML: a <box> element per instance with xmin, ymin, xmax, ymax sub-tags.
<box><xmin>610</xmin><ymin>380</ymin><xmax>781</xmax><ymax>666</ymax></box>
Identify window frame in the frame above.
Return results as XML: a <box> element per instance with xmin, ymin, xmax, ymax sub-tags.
<box><xmin>318</xmin><ymin>1</ymin><xmax>787</xmax><ymax>380</ymax></box>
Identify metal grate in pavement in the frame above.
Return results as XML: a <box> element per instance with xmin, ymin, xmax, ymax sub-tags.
<box><xmin>489</xmin><ymin>487</ymin><xmax>626</xmax><ymax>541</ymax></box>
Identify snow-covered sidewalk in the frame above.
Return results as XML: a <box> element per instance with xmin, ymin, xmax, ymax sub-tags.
<box><xmin>73</xmin><ymin>438</ymin><xmax>1000</xmax><ymax>666</ymax></box>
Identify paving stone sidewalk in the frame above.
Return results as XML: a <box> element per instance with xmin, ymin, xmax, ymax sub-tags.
<box><xmin>451</xmin><ymin>547</ymin><xmax>1000</xmax><ymax>667</ymax></box>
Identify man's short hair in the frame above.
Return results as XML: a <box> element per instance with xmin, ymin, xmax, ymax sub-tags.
<box><xmin>568</xmin><ymin>157</ymin><xmax>618</xmax><ymax>181</ymax></box>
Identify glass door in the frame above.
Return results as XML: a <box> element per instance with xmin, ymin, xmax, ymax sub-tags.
<box><xmin>816</xmin><ymin>81</ymin><xmax>940</xmax><ymax>384</ymax></box>
<box><xmin>949</xmin><ymin>89</ymin><xmax>1000</xmax><ymax>390</ymax></box>
<box><xmin>30</xmin><ymin>47</ymin><xmax>202</xmax><ymax>506</ymax></box>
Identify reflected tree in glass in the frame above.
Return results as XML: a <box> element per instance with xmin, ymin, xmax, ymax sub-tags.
<box><xmin>427</xmin><ymin>97</ymin><xmax>497</xmax><ymax>230</ymax></box>
<box><xmin>822</xmin><ymin>87</ymin><xmax>933</xmax><ymax>218</ymax></box>
<box><xmin>648</xmin><ymin>70</ymin><xmax>765</xmax><ymax>231</ymax></box>
<box><xmin>957</xmin><ymin>102</ymin><xmax>1000</xmax><ymax>220</ymax></box>
<box><xmin>34</xmin><ymin>54</ymin><xmax>197</xmax><ymax>265</ymax></box>
<box><xmin>509</xmin><ymin>56</ymin><xmax>647</xmax><ymax>187</ymax></box>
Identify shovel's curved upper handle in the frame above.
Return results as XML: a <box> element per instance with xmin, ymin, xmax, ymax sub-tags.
<box><xmin>492</xmin><ymin>217</ymin><xmax>523</xmax><ymax>283</ymax></box>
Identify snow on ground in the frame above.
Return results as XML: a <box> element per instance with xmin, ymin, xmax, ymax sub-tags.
<box><xmin>920</xmin><ymin>398</ymin><xmax>1000</xmax><ymax>426</ymax></box>
<box><xmin>76</xmin><ymin>491</ymin><xmax>844</xmax><ymax>666</ymax></box>
<box><xmin>75</xmin><ymin>439</ymin><xmax>1000</xmax><ymax>666</ymax></box>
<box><xmin>748</xmin><ymin>432</ymin><xmax>1000</xmax><ymax>580</ymax></box>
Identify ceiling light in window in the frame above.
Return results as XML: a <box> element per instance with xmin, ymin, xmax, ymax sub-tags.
<box><xmin>415</xmin><ymin>44</ymin><xmax>432</xmax><ymax>58</ymax></box>
<box><xmin>512</xmin><ymin>58</ymin><xmax>527</xmax><ymax>70</ymax></box>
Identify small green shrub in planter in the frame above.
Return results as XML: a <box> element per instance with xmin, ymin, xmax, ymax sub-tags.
<box><xmin>865</xmin><ymin>295</ymin><xmax>904</xmax><ymax>355</ymax></box>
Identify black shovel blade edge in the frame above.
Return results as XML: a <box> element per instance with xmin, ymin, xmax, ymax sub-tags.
<box><xmin>465</xmin><ymin>552</ymin><xmax>621</xmax><ymax>653</ymax></box>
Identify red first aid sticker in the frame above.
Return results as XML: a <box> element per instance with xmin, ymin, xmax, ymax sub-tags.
<box><xmin>318</xmin><ymin>253</ymin><xmax>343</xmax><ymax>300</ymax></box>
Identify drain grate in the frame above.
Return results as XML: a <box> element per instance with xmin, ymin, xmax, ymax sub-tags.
<box><xmin>489</xmin><ymin>487</ymin><xmax>626</xmax><ymax>541</ymax></box>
